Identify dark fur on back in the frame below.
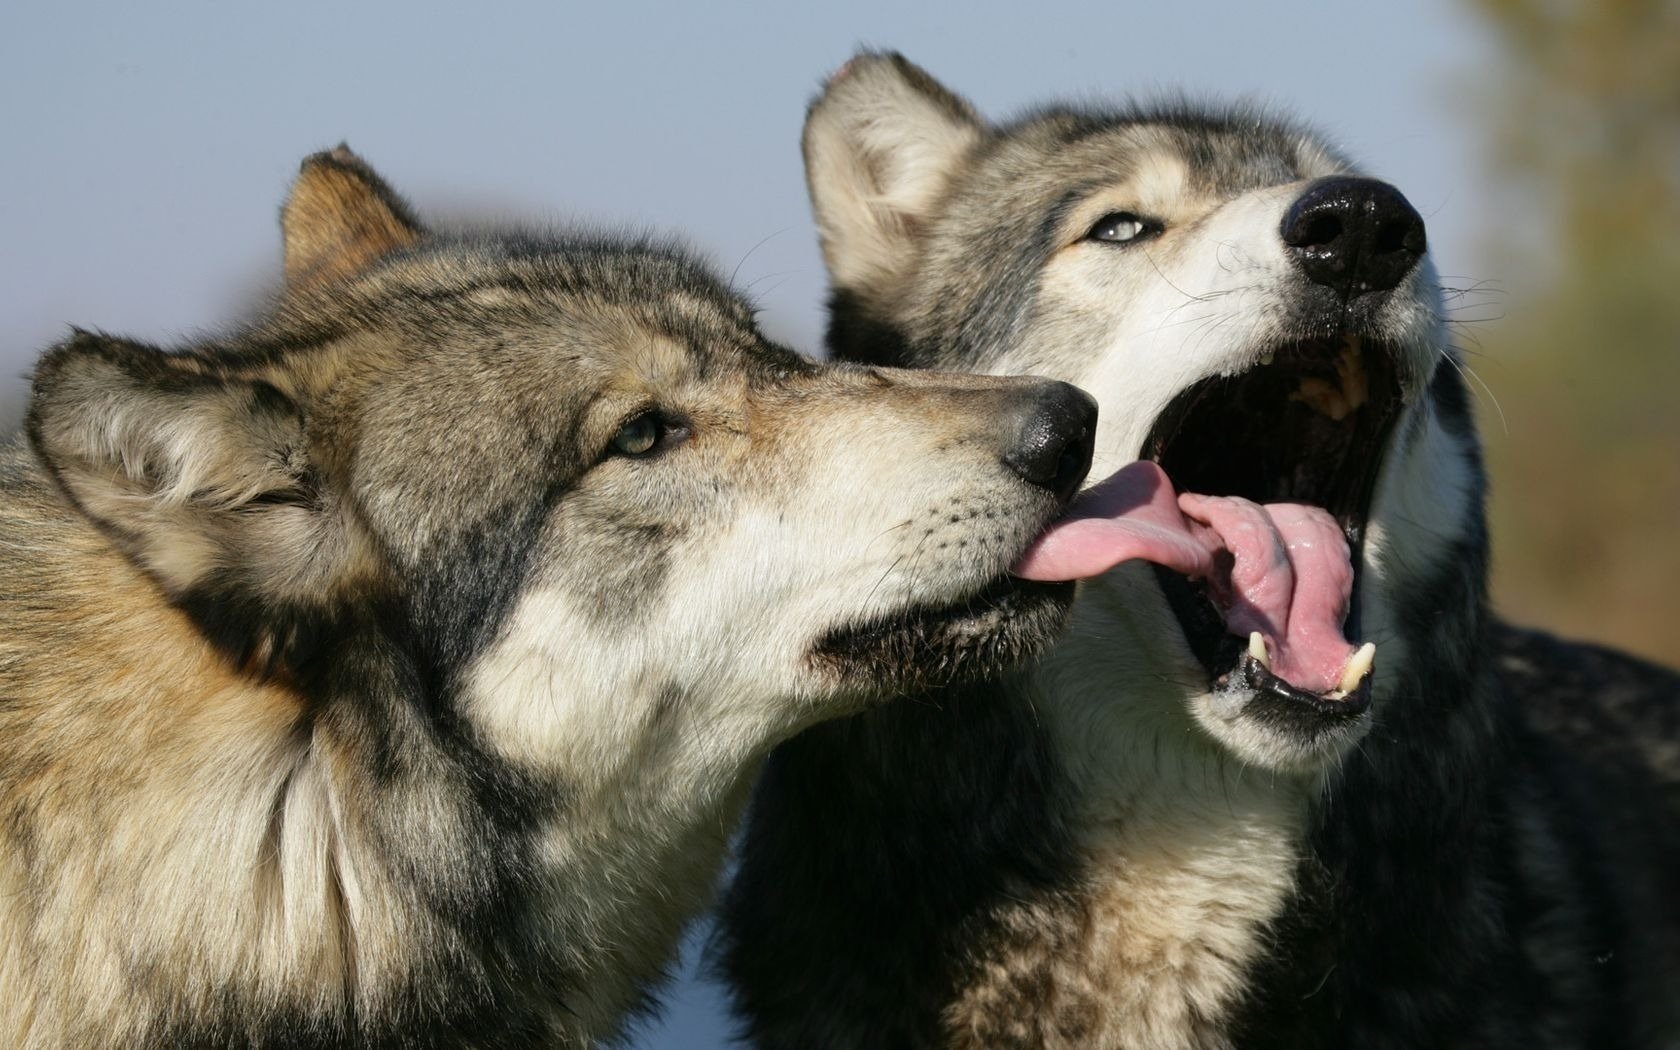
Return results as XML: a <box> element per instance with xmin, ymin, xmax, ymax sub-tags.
<box><xmin>724</xmin><ymin>677</ymin><xmax>1085</xmax><ymax>1045</ymax></box>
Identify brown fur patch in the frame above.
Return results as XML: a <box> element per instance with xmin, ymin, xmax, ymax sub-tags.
<box><xmin>281</xmin><ymin>145</ymin><xmax>422</xmax><ymax>292</ymax></box>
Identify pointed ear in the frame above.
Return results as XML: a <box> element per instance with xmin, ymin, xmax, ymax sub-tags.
<box><xmin>803</xmin><ymin>51</ymin><xmax>983</xmax><ymax>302</ymax></box>
<box><xmin>281</xmin><ymin>145</ymin><xmax>423</xmax><ymax>292</ymax></box>
<box><xmin>27</xmin><ymin>332</ymin><xmax>318</xmax><ymax>598</ymax></box>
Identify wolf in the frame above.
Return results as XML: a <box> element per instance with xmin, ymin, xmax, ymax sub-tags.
<box><xmin>0</xmin><ymin>146</ymin><xmax>1099</xmax><ymax>1048</ymax></box>
<box><xmin>722</xmin><ymin>52</ymin><xmax>1680</xmax><ymax>1048</ymax></box>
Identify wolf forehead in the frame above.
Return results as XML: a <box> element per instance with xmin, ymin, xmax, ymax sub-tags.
<box><xmin>990</xmin><ymin>102</ymin><xmax>1345</xmax><ymax>189</ymax></box>
<box><xmin>261</xmin><ymin>234</ymin><xmax>808</xmax><ymax>384</ymax></box>
<box><xmin>37</xmin><ymin>235</ymin><xmax>807</xmax><ymax>424</ymax></box>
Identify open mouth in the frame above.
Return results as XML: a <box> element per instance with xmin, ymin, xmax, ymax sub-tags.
<box><xmin>1013</xmin><ymin>332</ymin><xmax>1404</xmax><ymax>711</ymax></box>
<box><xmin>809</xmin><ymin>575</ymin><xmax>1075</xmax><ymax>692</ymax></box>
<box><xmin>1145</xmin><ymin>333</ymin><xmax>1402</xmax><ymax>708</ymax></box>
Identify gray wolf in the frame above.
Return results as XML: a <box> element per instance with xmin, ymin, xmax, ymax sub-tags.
<box><xmin>0</xmin><ymin>146</ymin><xmax>1097</xmax><ymax>1047</ymax></box>
<box><xmin>722</xmin><ymin>52</ymin><xmax>1680</xmax><ymax>1048</ymax></box>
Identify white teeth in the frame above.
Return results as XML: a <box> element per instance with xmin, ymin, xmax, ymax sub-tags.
<box><xmin>1248</xmin><ymin>631</ymin><xmax>1271</xmax><ymax>669</ymax></box>
<box><xmin>1337</xmin><ymin>642</ymin><xmax>1377</xmax><ymax>695</ymax></box>
<box><xmin>1259</xmin><ymin>351</ymin><xmax>1275</xmax><ymax>366</ymax></box>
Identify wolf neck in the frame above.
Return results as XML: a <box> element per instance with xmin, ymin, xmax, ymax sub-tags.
<box><xmin>459</xmin><ymin>659</ymin><xmax>790</xmax><ymax>1036</ymax></box>
<box><xmin>192</xmin><ymin>642</ymin><xmax>761</xmax><ymax>1044</ymax></box>
<box><xmin>0</xmin><ymin>514</ymin><xmax>503</xmax><ymax>1040</ymax></box>
<box><xmin>1</xmin><ymin>510</ymin><xmax>738</xmax><ymax>1046</ymax></box>
<box><xmin>956</xmin><ymin>571</ymin><xmax>1318</xmax><ymax>1045</ymax></box>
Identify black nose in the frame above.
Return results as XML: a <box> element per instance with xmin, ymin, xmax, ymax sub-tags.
<box><xmin>1280</xmin><ymin>177</ymin><xmax>1426</xmax><ymax>298</ymax></box>
<box><xmin>1003</xmin><ymin>381</ymin><xmax>1097</xmax><ymax>504</ymax></box>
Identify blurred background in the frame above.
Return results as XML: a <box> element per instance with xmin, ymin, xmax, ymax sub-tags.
<box><xmin>3</xmin><ymin>0</ymin><xmax>1674</xmax><ymax>1045</ymax></box>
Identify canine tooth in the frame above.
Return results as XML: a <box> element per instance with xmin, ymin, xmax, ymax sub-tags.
<box><xmin>1337</xmin><ymin>642</ymin><xmax>1377</xmax><ymax>695</ymax></box>
<box><xmin>1248</xmin><ymin>631</ymin><xmax>1271</xmax><ymax>669</ymax></box>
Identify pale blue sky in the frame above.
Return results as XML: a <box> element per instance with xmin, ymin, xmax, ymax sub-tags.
<box><xmin>0</xmin><ymin>1</ymin><xmax>1501</xmax><ymax>1045</ymax></box>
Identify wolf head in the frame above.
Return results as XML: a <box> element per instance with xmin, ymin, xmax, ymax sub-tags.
<box><xmin>801</xmin><ymin>53</ymin><xmax>1487</xmax><ymax>775</ymax></box>
<box><xmin>25</xmin><ymin>146</ymin><xmax>1095</xmax><ymax>791</ymax></box>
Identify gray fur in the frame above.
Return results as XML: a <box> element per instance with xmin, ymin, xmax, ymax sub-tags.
<box><xmin>723</xmin><ymin>52</ymin><xmax>1680</xmax><ymax>1049</ymax></box>
<box><xmin>0</xmin><ymin>146</ymin><xmax>1088</xmax><ymax>1047</ymax></box>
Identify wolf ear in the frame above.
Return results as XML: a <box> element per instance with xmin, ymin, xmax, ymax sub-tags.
<box><xmin>27</xmin><ymin>332</ymin><xmax>321</xmax><ymax>598</ymax></box>
<box><xmin>803</xmin><ymin>51</ymin><xmax>983</xmax><ymax>303</ymax></box>
<box><xmin>281</xmin><ymin>145</ymin><xmax>424</xmax><ymax>292</ymax></box>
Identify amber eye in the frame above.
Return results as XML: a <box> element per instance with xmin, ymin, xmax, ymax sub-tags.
<box><xmin>611</xmin><ymin>413</ymin><xmax>661</xmax><ymax>456</ymax></box>
<box><xmin>1086</xmin><ymin>211</ymin><xmax>1162</xmax><ymax>245</ymax></box>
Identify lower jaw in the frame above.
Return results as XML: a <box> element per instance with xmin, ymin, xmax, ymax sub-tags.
<box><xmin>1153</xmin><ymin>549</ymin><xmax>1374</xmax><ymax>701</ymax></box>
<box><xmin>1221</xmin><ymin>652</ymin><xmax>1373</xmax><ymax>716</ymax></box>
<box><xmin>808</xmin><ymin>577</ymin><xmax>1075</xmax><ymax>693</ymax></box>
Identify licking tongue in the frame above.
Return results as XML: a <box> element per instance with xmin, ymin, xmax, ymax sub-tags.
<box><xmin>1012</xmin><ymin>461</ymin><xmax>1369</xmax><ymax>697</ymax></box>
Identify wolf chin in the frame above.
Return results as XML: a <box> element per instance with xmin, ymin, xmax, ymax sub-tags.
<box><xmin>722</xmin><ymin>53</ymin><xmax>1680</xmax><ymax>1048</ymax></box>
<box><xmin>0</xmin><ymin>146</ymin><xmax>1098</xmax><ymax>1047</ymax></box>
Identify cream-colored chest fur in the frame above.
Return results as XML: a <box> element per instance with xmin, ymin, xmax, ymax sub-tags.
<box><xmin>525</xmin><ymin>771</ymin><xmax>757</xmax><ymax>1044</ymax></box>
<box><xmin>943</xmin><ymin>579</ymin><xmax>1314</xmax><ymax>1049</ymax></box>
<box><xmin>945</xmin><ymin>786</ymin><xmax>1307</xmax><ymax>1050</ymax></box>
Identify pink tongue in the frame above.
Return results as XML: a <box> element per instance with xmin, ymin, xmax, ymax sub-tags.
<box><xmin>1012</xmin><ymin>462</ymin><xmax>1357</xmax><ymax>695</ymax></box>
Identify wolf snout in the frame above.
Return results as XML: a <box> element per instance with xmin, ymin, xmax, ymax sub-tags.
<box><xmin>1281</xmin><ymin>176</ymin><xmax>1426</xmax><ymax>297</ymax></box>
<box><xmin>1001</xmin><ymin>380</ymin><xmax>1098</xmax><ymax>504</ymax></box>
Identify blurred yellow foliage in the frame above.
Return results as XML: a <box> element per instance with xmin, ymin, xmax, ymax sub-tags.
<box><xmin>1468</xmin><ymin>0</ymin><xmax>1680</xmax><ymax>661</ymax></box>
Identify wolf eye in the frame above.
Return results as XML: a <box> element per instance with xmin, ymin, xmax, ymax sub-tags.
<box><xmin>1086</xmin><ymin>212</ymin><xmax>1161</xmax><ymax>245</ymax></box>
<box><xmin>611</xmin><ymin>413</ymin><xmax>662</xmax><ymax>456</ymax></box>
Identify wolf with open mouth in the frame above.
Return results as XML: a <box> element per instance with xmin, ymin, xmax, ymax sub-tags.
<box><xmin>722</xmin><ymin>53</ymin><xmax>1680</xmax><ymax>1048</ymax></box>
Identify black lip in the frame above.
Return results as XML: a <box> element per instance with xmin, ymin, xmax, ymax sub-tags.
<box><xmin>808</xmin><ymin>575</ymin><xmax>1075</xmax><ymax>692</ymax></box>
<box><xmin>1227</xmin><ymin>651</ymin><xmax>1373</xmax><ymax>717</ymax></box>
<box><xmin>1218</xmin><ymin>651</ymin><xmax>1373</xmax><ymax>746</ymax></box>
<box><xmin>1141</xmin><ymin>333</ymin><xmax>1403</xmax><ymax>707</ymax></box>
